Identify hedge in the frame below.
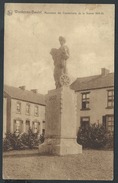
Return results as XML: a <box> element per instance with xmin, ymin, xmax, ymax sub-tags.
<box><xmin>77</xmin><ymin>123</ymin><xmax>114</xmax><ymax>150</ymax></box>
<box><xmin>3</xmin><ymin>128</ymin><xmax>44</xmax><ymax>152</ymax></box>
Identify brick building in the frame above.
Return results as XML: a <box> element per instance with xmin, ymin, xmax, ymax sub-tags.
<box><xmin>3</xmin><ymin>85</ymin><xmax>45</xmax><ymax>137</ymax></box>
<box><xmin>70</xmin><ymin>68</ymin><xmax>114</xmax><ymax>133</ymax></box>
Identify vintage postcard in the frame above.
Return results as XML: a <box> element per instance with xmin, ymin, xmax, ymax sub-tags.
<box><xmin>3</xmin><ymin>3</ymin><xmax>114</xmax><ymax>180</ymax></box>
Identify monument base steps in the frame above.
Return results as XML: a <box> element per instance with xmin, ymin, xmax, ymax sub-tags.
<box><xmin>39</xmin><ymin>138</ymin><xmax>82</xmax><ymax>156</ymax></box>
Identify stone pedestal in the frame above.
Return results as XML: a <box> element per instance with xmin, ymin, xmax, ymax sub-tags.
<box><xmin>39</xmin><ymin>87</ymin><xmax>82</xmax><ymax>155</ymax></box>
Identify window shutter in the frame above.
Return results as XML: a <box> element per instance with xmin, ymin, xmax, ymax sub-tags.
<box><xmin>20</xmin><ymin>120</ymin><xmax>23</xmax><ymax>133</ymax></box>
<box><xmin>102</xmin><ymin>116</ymin><xmax>106</xmax><ymax>128</ymax></box>
<box><xmin>37</xmin><ymin>122</ymin><xmax>38</xmax><ymax>132</ymax></box>
<box><xmin>13</xmin><ymin>120</ymin><xmax>16</xmax><ymax>132</ymax></box>
<box><xmin>26</xmin><ymin>121</ymin><xmax>30</xmax><ymax>133</ymax></box>
<box><xmin>38</xmin><ymin>122</ymin><xmax>40</xmax><ymax>133</ymax></box>
<box><xmin>32</xmin><ymin>121</ymin><xmax>34</xmax><ymax>133</ymax></box>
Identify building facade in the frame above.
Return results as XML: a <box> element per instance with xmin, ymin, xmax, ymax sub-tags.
<box><xmin>3</xmin><ymin>85</ymin><xmax>45</xmax><ymax>137</ymax></box>
<box><xmin>70</xmin><ymin>68</ymin><xmax>114</xmax><ymax>133</ymax></box>
<box><xmin>3</xmin><ymin>68</ymin><xmax>114</xmax><ymax>137</ymax></box>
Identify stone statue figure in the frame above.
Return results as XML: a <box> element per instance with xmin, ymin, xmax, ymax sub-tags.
<box><xmin>50</xmin><ymin>36</ymin><xmax>70</xmax><ymax>89</ymax></box>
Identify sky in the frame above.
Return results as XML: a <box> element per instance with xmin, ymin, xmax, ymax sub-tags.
<box><xmin>4</xmin><ymin>4</ymin><xmax>114</xmax><ymax>94</ymax></box>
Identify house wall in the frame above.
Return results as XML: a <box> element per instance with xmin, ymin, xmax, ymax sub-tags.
<box><xmin>76</xmin><ymin>87</ymin><xmax>114</xmax><ymax>133</ymax></box>
<box><xmin>10</xmin><ymin>98</ymin><xmax>45</xmax><ymax>134</ymax></box>
<box><xmin>3</xmin><ymin>97</ymin><xmax>7</xmax><ymax>138</ymax></box>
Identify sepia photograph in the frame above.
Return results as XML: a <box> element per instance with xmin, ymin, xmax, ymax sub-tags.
<box><xmin>3</xmin><ymin>3</ymin><xmax>114</xmax><ymax>180</ymax></box>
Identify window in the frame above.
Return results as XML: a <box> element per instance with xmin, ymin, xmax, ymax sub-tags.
<box><xmin>42</xmin><ymin>129</ymin><xmax>45</xmax><ymax>135</ymax></box>
<box><xmin>34</xmin><ymin>105</ymin><xmax>38</xmax><ymax>116</ymax></box>
<box><xmin>16</xmin><ymin>121</ymin><xmax>20</xmax><ymax>134</ymax></box>
<box><xmin>33</xmin><ymin>121</ymin><xmax>40</xmax><ymax>133</ymax></box>
<box><xmin>26</xmin><ymin>104</ymin><xmax>30</xmax><ymax>115</ymax></box>
<box><xmin>13</xmin><ymin>120</ymin><xmax>23</xmax><ymax>135</ymax></box>
<box><xmin>81</xmin><ymin>117</ymin><xmax>90</xmax><ymax>129</ymax></box>
<box><xmin>16</xmin><ymin>101</ymin><xmax>21</xmax><ymax>113</ymax></box>
<box><xmin>107</xmin><ymin>90</ymin><xmax>114</xmax><ymax>108</ymax></box>
<box><xmin>107</xmin><ymin>115</ymin><xmax>114</xmax><ymax>132</ymax></box>
<box><xmin>81</xmin><ymin>93</ymin><xmax>90</xmax><ymax>110</ymax></box>
<box><xmin>26</xmin><ymin>120</ymin><xmax>30</xmax><ymax>133</ymax></box>
<box><xmin>102</xmin><ymin>115</ymin><xmax>114</xmax><ymax>132</ymax></box>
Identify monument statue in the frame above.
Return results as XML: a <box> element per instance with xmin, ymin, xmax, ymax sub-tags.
<box><xmin>39</xmin><ymin>36</ymin><xmax>82</xmax><ymax>156</ymax></box>
<box><xmin>50</xmin><ymin>36</ymin><xmax>70</xmax><ymax>89</ymax></box>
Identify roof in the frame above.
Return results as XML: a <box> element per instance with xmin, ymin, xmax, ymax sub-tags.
<box><xmin>4</xmin><ymin>85</ymin><xmax>45</xmax><ymax>105</ymax></box>
<box><xmin>70</xmin><ymin>72</ymin><xmax>114</xmax><ymax>91</ymax></box>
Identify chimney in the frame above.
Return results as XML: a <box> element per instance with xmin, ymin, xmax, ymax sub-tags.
<box><xmin>101</xmin><ymin>68</ymin><xmax>109</xmax><ymax>76</ymax></box>
<box><xmin>19</xmin><ymin>86</ymin><xmax>26</xmax><ymax>90</ymax></box>
<box><xmin>31</xmin><ymin>89</ymin><xmax>38</xmax><ymax>94</ymax></box>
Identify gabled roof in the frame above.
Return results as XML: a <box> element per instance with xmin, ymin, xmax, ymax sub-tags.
<box><xmin>70</xmin><ymin>72</ymin><xmax>114</xmax><ymax>91</ymax></box>
<box><xmin>4</xmin><ymin>85</ymin><xmax>45</xmax><ymax>105</ymax></box>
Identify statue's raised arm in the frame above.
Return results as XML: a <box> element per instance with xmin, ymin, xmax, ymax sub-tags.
<box><xmin>50</xmin><ymin>36</ymin><xmax>70</xmax><ymax>89</ymax></box>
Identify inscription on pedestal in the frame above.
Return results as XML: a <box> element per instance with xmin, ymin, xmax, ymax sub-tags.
<box><xmin>49</xmin><ymin>95</ymin><xmax>57</xmax><ymax>108</ymax></box>
<box><xmin>46</xmin><ymin>92</ymin><xmax>61</xmax><ymax>135</ymax></box>
<box><xmin>49</xmin><ymin>95</ymin><xmax>57</xmax><ymax>101</ymax></box>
